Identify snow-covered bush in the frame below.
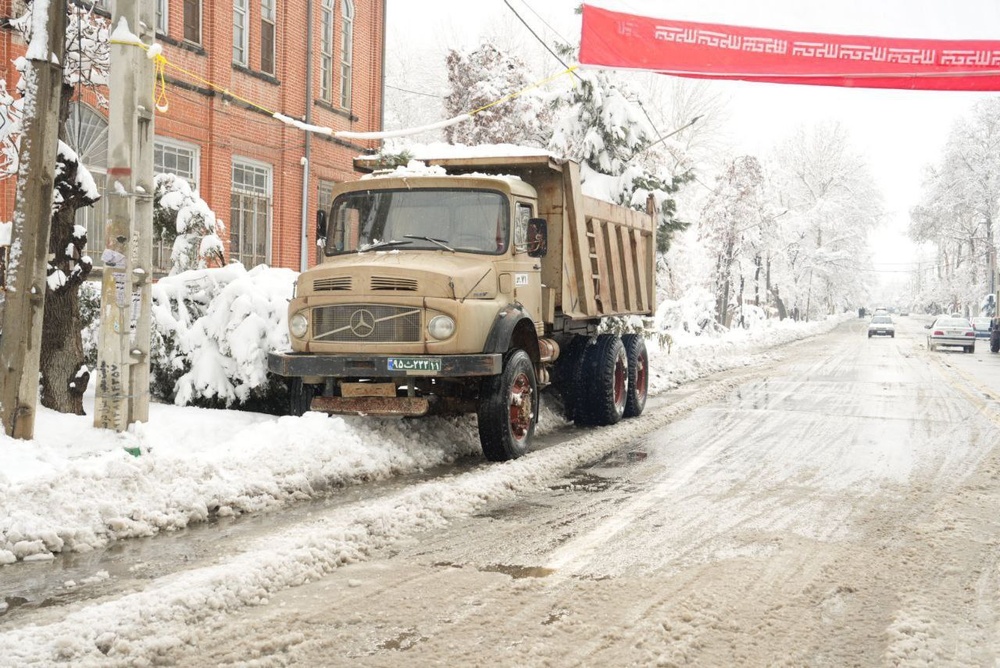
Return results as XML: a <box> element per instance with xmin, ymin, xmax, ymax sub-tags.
<box><xmin>153</xmin><ymin>173</ymin><xmax>224</xmax><ymax>274</ymax></box>
<box><xmin>655</xmin><ymin>286</ymin><xmax>726</xmax><ymax>337</ymax></box>
<box><xmin>84</xmin><ymin>264</ymin><xmax>297</xmax><ymax>413</ymax></box>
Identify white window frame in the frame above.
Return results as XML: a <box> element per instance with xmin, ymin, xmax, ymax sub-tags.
<box><xmin>155</xmin><ymin>0</ymin><xmax>168</xmax><ymax>34</ymax></box>
<box><xmin>230</xmin><ymin>157</ymin><xmax>273</xmax><ymax>268</ymax></box>
<box><xmin>320</xmin><ymin>0</ymin><xmax>335</xmax><ymax>101</ymax></box>
<box><xmin>154</xmin><ymin>137</ymin><xmax>201</xmax><ymax>186</ymax></box>
<box><xmin>153</xmin><ymin>138</ymin><xmax>201</xmax><ymax>271</ymax></box>
<box><xmin>183</xmin><ymin>0</ymin><xmax>202</xmax><ymax>45</ymax></box>
<box><xmin>340</xmin><ymin>0</ymin><xmax>354</xmax><ymax>108</ymax></box>
<box><xmin>233</xmin><ymin>0</ymin><xmax>248</xmax><ymax>66</ymax></box>
<box><xmin>261</xmin><ymin>0</ymin><xmax>276</xmax><ymax>75</ymax></box>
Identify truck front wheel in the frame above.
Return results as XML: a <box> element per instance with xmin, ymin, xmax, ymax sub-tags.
<box><xmin>477</xmin><ymin>349</ymin><xmax>538</xmax><ymax>461</ymax></box>
<box><xmin>288</xmin><ymin>378</ymin><xmax>318</xmax><ymax>416</ymax></box>
<box><xmin>992</xmin><ymin>327</ymin><xmax>1000</xmax><ymax>353</ymax></box>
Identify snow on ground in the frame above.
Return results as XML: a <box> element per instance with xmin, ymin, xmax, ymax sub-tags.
<box><xmin>0</xmin><ymin>313</ymin><xmax>841</xmax><ymax>567</ymax></box>
<box><xmin>0</xmin><ymin>314</ymin><xmax>842</xmax><ymax>664</ymax></box>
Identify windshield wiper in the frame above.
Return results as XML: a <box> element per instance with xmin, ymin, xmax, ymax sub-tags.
<box><xmin>357</xmin><ymin>239</ymin><xmax>414</xmax><ymax>253</ymax></box>
<box><xmin>404</xmin><ymin>235</ymin><xmax>455</xmax><ymax>252</ymax></box>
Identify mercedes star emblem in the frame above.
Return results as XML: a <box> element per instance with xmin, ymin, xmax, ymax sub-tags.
<box><xmin>350</xmin><ymin>309</ymin><xmax>376</xmax><ymax>338</ymax></box>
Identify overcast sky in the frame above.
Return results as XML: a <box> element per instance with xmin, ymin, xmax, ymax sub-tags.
<box><xmin>385</xmin><ymin>0</ymin><xmax>1000</xmax><ymax>273</ymax></box>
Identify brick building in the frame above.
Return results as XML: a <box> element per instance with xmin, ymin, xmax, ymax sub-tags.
<box><xmin>0</xmin><ymin>0</ymin><xmax>385</xmax><ymax>272</ymax></box>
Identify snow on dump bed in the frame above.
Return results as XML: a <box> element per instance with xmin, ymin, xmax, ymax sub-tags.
<box><xmin>359</xmin><ymin>142</ymin><xmax>556</xmax><ymax>186</ymax></box>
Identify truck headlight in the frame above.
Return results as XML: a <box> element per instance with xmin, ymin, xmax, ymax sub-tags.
<box><xmin>289</xmin><ymin>312</ymin><xmax>309</xmax><ymax>338</ymax></box>
<box><xmin>427</xmin><ymin>315</ymin><xmax>455</xmax><ymax>340</ymax></box>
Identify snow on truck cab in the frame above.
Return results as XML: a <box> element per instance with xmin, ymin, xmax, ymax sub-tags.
<box><xmin>268</xmin><ymin>152</ymin><xmax>656</xmax><ymax>461</ymax></box>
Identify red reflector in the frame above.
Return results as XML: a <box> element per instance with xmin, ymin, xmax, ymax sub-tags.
<box><xmin>966</xmin><ymin>332</ymin><xmax>976</xmax><ymax>337</ymax></box>
<box><xmin>933</xmin><ymin>330</ymin><xmax>944</xmax><ymax>335</ymax></box>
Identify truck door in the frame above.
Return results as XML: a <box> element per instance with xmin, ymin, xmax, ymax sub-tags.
<box><xmin>511</xmin><ymin>202</ymin><xmax>543</xmax><ymax>327</ymax></box>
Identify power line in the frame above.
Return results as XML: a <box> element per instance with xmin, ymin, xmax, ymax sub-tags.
<box><xmin>385</xmin><ymin>83</ymin><xmax>443</xmax><ymax>100</ymax></box>
<box><xmin>502</xmin><ymin>0</ymin><xmax>577</xmax><ymax>77</ymax></box>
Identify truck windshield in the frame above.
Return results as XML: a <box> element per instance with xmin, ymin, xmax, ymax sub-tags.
<box><xmin>325</xmin><ymin>188</ymin><xmax>510</xmax><ymax>256</ymax></box>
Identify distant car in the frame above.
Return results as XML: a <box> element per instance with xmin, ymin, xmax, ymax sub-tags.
<box><xmin>972</xmin><ymin>317</ymin><xmax>992</xmax><ymax>339</ymax></box>
<box><xmin>899</xmin><ymin>310</ymin><xmax>909</xmax><ymax>316</ymax></box>
<box><xmin>868</xmin><ymin>315</ymin><xmax>895</xmax><ymax>338</ymax></box>
<box><xmin>926</xmin><ymin>316</ymin><xmax>976</xmax><ymax>353</ymax></box>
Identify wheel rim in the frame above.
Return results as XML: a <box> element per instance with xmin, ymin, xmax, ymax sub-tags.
<box><xmin>613</xmin><ymin>352</ymin><xmax>627</xmax><ymax>410</ymax></box>
<box><xmin>508</xmin><ymin>372</ymin><xmax>533</xmax><ymax>442</ymax></box>
<box><xmin>635</xmin><ymin>350</ymin><xmax>648</xmax><ymax>401</ymax></box>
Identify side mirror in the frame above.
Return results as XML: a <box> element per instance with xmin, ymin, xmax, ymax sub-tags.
<box><xmin>316</xmin><ymin>209</ymin><xmax>327</xmax><ymax>239</ymax></box>
<box><xmin>924</xmin><ymin>324</ymin><xmax>931</xmax><ymax>329</ymax></box>
<box><xmin>526</xmin><ymin>217</ymin><xmax>547</xmax><ymax>258</ymax></box>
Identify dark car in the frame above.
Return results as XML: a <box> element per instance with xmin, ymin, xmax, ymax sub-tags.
<box><xmin>972</xmin><ymin>317</ymin><xmax>991</xmax><ymax>339</ymax></box>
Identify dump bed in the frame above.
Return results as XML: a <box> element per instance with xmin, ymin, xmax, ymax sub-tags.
<box><xmin>356</xmin><ymin>154</ymin><xmax>656</xmax><ymax>322</ymax></box>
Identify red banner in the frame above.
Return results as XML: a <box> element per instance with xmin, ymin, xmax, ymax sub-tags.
<box><xmin>579</xmin><ymin>4</ymin><xmax>1000</xmax><ymax>91</ymax></box>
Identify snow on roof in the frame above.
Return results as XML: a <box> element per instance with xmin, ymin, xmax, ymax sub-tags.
<box><xmin>367</xmin><ymin>141</ymin><xmax>558</xmax><ymax>163</ymax></box>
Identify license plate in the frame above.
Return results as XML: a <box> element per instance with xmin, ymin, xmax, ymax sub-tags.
<box><xmin>387</xmin><ymin>357</ymin><xmax>442</xmax><ymax>373</ymax></box>
<box><xmin>340</xmin><ymin>382</ymin><xmax>396</xmax><ymax>398</ymax></box>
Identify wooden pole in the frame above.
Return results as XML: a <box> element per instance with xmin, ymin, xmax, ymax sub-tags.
<box><xmin>0</xmin><ymin>1</ymin><xmax>67</xmax><ymax>439</ymax></box>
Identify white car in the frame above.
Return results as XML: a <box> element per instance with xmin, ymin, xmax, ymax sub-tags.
<box><xmin>867</xmin><ymin>315</ymin><xmax>895</xmax><ymax>338</ymax></box>
<box><xmin>926</xmin><ymin>316</ymin><xmax>976</xmax><ymax>353</ymax></box>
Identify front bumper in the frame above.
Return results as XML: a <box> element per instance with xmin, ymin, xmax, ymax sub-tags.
<box><xmin>268</xmin><ymin>351</ymin><xmax>502</xmax><ymax>378</ymax></box>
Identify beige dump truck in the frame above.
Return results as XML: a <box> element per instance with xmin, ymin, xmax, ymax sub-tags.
<box><xmin>268</xmin><ymin>153</ymin><xmax>656</xmax><ymax>460</ymax></box>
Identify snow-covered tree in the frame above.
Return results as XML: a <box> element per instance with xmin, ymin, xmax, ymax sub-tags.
<box><xmin>443</xmin><ymin>43</ymin><xmax>549</xmax><ymax>147</ymax></box>
<box><xmin>768</xmin><ymin>122</ymin><xmax>882</xmax><ymax>319</ymax></box>
<box><xmin>546</xmin><ymin>47</ymin><xmax>692</xmax><ymax>253</ymax></box>
<box><xmin>910</xmin><ymin>98</ymin><xmax>1000</xmax><ymax>314</ymax></box>
<box><xmin>0</xmin><ymin>2</ymin><xmax>110</xmax><ymax>414</ymax></box>
<box><xmin>153</xmin><ymin>173</ymin><xmax>224</xmax><ymax>275</ymax></box>
<box><xmin>698</xmin><ymin>156</ymin><xmax>776</xmax><ymax>326</ymax></box>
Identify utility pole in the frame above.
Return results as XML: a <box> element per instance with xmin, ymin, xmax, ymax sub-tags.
<box><xmin>0</xmin><ymin>2</ymin><xmax>67</xmax><ymax>439</ymax></box>
<box><xmin>93</xmin><ymin>0</ymin><xmax>155</xmax><ymax>430</ymax></box>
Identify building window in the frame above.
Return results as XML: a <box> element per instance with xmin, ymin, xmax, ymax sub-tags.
<box><xmin>155</xmin><ymin>0</ymin><xmax>168</xmax><ymax>34</ymax></box>
<box><xmin>340</xmin><ymin>0</ymin><xmax>354</xmax><ymax>108</ymax></box>
<box><xmin>319</xmin><ymin>0</ymin><xmax>334</xmax><ymax>101</ymax></box>
<box><xmin>230</xmin><ymin>159</ymin><xmax>272</xmax><ymax>268</ymax></box>
<box><xmin>153</xmin><ymin>139</ymin><xmax>200</xmax><ymax>271</ymax></box>
<box><xmin>66</xmin><ymin>103</ymin><xmax>108</xmax><ymax>265</ymax></box>
<box><xmin>318</xmin><ymin>180</ymin><xmax>335</xmax><ymax>217</ymax></box>
<box><xmin>261</xmin><ymin>0</ymin><xmax>276</xmax><ymax>75</ymax></box>
<box><xmin>183</xmin><ymin>0</ymin><xmax>201</xmax><ymax>44</ymax></box>
<box><xmin>233</xmin><ymin>0</ymin><xmax>248</xmax><ymax>65</ymax></box>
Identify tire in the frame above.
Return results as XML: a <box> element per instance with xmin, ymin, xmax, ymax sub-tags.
<box><xmin>552</xmin><ymin>335</ymin><xmax>591</xmax><ymax>421</ymax></box>
<box><xmin>890</xmin><ymin>333</ymin><xmax>895</xmax><ymax>338</ymax></box>
<box><xmin>966</xmin><ymin>345</ymin><xmax>975</xmax><ymax>354</ymax></box>
<box><xmin>576</xmin><ymin>334</ymin><xmax>627</xmax><ymax>427</ymax></box>
<box><xmin>992</xmin><ymin>330</ymin><xmax>1000</xmax><ymax>354</ymax></box>
<box><xmin>867</xmin><ymin>333</ymin><xmax>872</xmax><ymax>338</ymax></box>
<box><xmin>288</xmin><ymin>378</ymin><xmax>318</xmax><ymax>416</ymax></box>
<box><xmin>477</xmin><ymin>349</ymin><xmax>538</xmax><ymax>461</ymax></box>
<box><xmin>621</xmin><ymin>333</ymin><xmax>648</xmax><ymax>418</ymax></box>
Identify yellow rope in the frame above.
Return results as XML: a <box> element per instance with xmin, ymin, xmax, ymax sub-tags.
<box><xmin>111</xmin><ymin>38</ymin><xmax>577</xmax><ymax>135</ymax></box>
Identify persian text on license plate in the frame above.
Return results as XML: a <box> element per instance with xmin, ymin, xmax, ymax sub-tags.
<box><xmin>387</xmin><ymin>357</ymin><xmax>442</xmax><ymax>373</ymax></box>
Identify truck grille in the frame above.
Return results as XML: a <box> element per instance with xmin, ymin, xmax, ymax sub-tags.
<box><xmin>312</xmin><ymin>305</ymin><xmax>422</xmax><ymax>342</ymax></box>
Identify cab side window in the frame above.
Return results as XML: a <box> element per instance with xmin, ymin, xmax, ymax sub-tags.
<box><xmin>514</xmin><ymin>203</ymin><xmax>532</xmax><ymax>251</ymax></box>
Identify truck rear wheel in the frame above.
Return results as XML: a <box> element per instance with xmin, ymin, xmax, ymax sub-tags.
<box><xmin>477</xmin><ymin>349</ymin><xmax>537</xmax><ymax>461</ymax></box>
<box><xmin>992</xmin><ymin>328</ymin><xmax>1000</xmax><ymax>353</ymax></box>
<box><xmin>576</xmin><ymin>334</ymin><xmax>627</xmax><ymax>426</ymax></box>
<box><xmin>553</xmin><ymin>335</ymin><xmax>590</xmax><ymax>421</ymax></box>
<box><xmin>622</xmin><ymin>333</ymin><xmax>648</xmax><ymax>418</ymax></box>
